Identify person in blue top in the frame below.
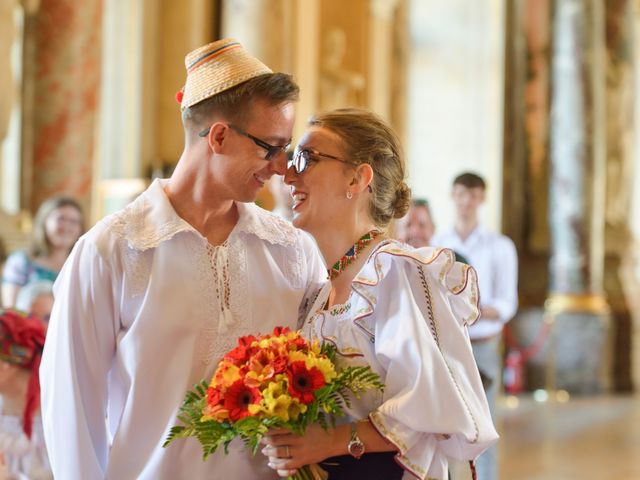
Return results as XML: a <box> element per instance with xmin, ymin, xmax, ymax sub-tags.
<box><xmin>2</xmin><ymin>196</ymin><xmax>84</xmax><ymax>308</ymax></box>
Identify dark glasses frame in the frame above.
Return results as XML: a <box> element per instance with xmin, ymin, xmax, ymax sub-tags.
<box><xmin>288</xmin><ymin>147</ymin><xmax>355</xmax><ymax>174</ymax></box>
<box><xmin>199</xmin><ymin>124</ymin><xmax>291</xmax><ymax>160</ymax></box>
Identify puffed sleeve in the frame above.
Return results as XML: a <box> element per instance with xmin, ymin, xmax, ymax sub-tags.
<box><xmin>355</xmin><ymin>245</ymin><xmax>498</xmax><ymax>479</ymax></box>
<box><xmin>40</xmin><ymin>236</ymin><xmax>118</xmax><ymax>479</ymax></box>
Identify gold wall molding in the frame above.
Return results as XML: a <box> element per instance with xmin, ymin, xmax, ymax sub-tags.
<box><xmin>545</xmin><ymin>293</ymin><xmax>610</xmax><ymax>315</ymax></box>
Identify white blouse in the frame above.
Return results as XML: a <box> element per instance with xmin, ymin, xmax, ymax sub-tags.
<box><xmin>302</xmin><ymin>241</ymin><xmax>499</xmax><ymax>480</ymax></box>
<box><xmin>40</xmin><ymin>180</ymin><xmax>326</xmax><ymax>480</ymax></box>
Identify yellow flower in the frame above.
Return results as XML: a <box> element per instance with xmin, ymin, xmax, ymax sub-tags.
<box><xmin>313</xmin><ymin>356</ymin><xmax>337</xmax><ymax>383</ymax></box>
<box><xmin>260</xmin><ymin>378</ymin><xmax>295</xmax><ymax>421</ymax></box>
<box><xmin>211</xmin><ymin>363</ymin><xmax>241</xmax><ymax>388</ymax></box>
<box><xmin>254</xmin><ymin>376</ymin><xmax>307</xmax><ymax>421</ymax></box>
<box><xmin>310</xmin><ymin>340</ymin><xmax>323</xmax><ymax>355</ymax></box>
<box><xmin>288</xmin><ymin>350</ymin><xmax>337</xmax><ymax>383</ymax></box>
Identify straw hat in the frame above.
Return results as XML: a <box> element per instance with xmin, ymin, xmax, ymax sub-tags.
<box><xmin>177</xmin><ymin>38</ymin><xmax>273</xmax><ymax>110</ymax></box>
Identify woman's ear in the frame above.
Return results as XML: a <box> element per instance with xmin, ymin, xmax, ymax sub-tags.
<box><xmin>350</xmin><ymin>163</ymin><xmax>374</xmax><ymax>194</ymax></box>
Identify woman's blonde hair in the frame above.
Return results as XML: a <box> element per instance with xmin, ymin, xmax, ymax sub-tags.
<box><xmin>308</xmin><ymin>108</ymin><xmax>411</xmax><ymax>227</ymax></box>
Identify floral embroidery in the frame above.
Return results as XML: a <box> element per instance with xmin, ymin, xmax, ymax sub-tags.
<box><xmin>329</xmin><ymin>303</ymin><xmax>351</xmax><ymax>316</ymax></box>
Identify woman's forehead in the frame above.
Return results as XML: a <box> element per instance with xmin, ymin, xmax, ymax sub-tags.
<box><xmin>299</xmin><ymin>126</ymin><xmax>342</xmax><ymax>147</ymax></box>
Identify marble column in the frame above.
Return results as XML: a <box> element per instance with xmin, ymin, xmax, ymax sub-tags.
<box><xmin>21</xmin><ymin>0</ymin><xmax>102</xmax><ymax>214</ymax></box>
<box><xmin>221</xmin><ymin>0</ymin><xmax>295</xmax><ymax>75</ymax></box>
<box><xmin>602</xmin><ymin>0</ymin><xmax>637</xmax><ymax>391</ymax></box>
<box><xmin>367</xmin><ymin>0</ymin><xmax>399</xmax><ymax>122</ymax></box>
<box><xmin>547</xmin><ymin>0</ymin><xmax>611</xmax><ymax>393</ymax></box>
<box><xmin>221</xmin><ymin>0</ymin><xmax>320</xmax><ymax>142</ymax></box>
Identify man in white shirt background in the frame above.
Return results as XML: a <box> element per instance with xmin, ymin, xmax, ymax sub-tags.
<box><xmin>39</xmin><ymin>39</ymin><xmax>326</xmax><ymax>480</ymax></box>
<box><xmin>432</xmin><ymin>172</ymin><xmax>518</xmax><ymax>480</ymax></box>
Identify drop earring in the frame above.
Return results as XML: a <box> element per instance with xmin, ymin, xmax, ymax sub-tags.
<box><xmin>346</xmin><ymin>191</ymin><xmax>353</xmax><ymax>199</ymax></box>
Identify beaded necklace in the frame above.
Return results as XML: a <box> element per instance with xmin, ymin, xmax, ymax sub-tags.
<box><xmin>328</xmin><ymin>230</ymin><xmax>382</xmax><ymax>280</ymax></box>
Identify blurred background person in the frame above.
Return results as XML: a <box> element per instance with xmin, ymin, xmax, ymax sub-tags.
<box><xmin>1</xmin><ymin>197</ymin><xmax>84</xmax><ymax>308</ymax></box>
<box><xmin>15</xmin><ymin>281</ymin><xmax>54</xmax><ymax>322</ymax></box>
<box><xmin>432</xmin><ymin>172</ymin><xmax>518</xmax><ymax>480</ymax></box>
<box><xmin>396</xmin><ymin>198</ymin><xmax>469</xmax><ymax>264</ymax></box>
<box><xmin>395</xmin><ymin>197</ymin><xmax>435</xmax><ymax>248</ymax></box>
<box><xmin>0</xmin><ymin>309</ymin><xmax>50</xmax><ymax>480</ymax></box>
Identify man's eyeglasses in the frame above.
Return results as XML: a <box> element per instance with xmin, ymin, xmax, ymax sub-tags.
<box><xmin>199</xmin><ymin>124</ymin><xmax>291</xmax><ymax>161</ymax></box>
<box><xmin>288</xmin><ymin>147</ymin><xmax>355</xmax><ymax>174</ymax></box>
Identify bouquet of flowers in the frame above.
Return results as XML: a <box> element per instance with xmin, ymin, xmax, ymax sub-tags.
<box><xmin>164</xmin><ymin>326</ymin><xmax>384</xmax><ymax>480</ymax></box>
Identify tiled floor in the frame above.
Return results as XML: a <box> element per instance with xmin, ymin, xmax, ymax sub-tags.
<box><xmin>497</xmin><ymin>393</ymin><xmax>640</xmax><ymax>480</ymax></box>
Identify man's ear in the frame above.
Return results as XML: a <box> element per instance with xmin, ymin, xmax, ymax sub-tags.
<box><xmin>350</xmin><ymin>163</ymin><xmax>374</xmax><ymax>194</ymax></box>
<box><xmin>207</xmin><ymin>122</ymin><xmax>230</xmax><ymax>154</ymax></box>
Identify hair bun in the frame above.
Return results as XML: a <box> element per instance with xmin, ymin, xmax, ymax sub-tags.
<box><xmin>392</xmin><ymin>182</ymin><xmax>411</xmax><ymax>219</ymax></box>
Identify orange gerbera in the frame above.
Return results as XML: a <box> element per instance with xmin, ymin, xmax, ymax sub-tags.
<box><xmin>287</xmin><ymin>361</ymin><xmax>326</xmax><ymax>404</ymax></box>
<box><xmin>224</xmin><ymin>380</ymin><xmax>262</xmax><ymax>421</ymax></box>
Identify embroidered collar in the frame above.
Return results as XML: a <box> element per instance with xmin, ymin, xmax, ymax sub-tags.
<box><xmin>113</xmin><ymin>179</ymin><xmax>297</xmax><ymax>251</ymax></box>
<box><xmin>233</xmin><ymin>202</ymin><xmax>297</xmax><ymax>247</ymax></box>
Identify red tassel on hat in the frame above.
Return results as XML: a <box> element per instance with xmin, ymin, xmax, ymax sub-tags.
<box><xmin>175</xmin><ymin>90</ymin><xmax>184</xmax><ymax>104</ymax></box>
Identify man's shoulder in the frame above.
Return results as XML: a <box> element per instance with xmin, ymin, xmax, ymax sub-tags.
<box><xmin>238</xmin><ymin>203</ymin><xmax>302</xmax><ymax>249</ymax></box>
<box><xmin>82</xmin><ymin>193</ymin><xmax>152</xmax><ymax>252</ymax></box>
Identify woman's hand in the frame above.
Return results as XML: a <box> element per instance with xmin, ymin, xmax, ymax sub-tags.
<box><xmin>261</xmin><ymin>424</ymin><xmax>348</xmax><ymax>477</ymax></box>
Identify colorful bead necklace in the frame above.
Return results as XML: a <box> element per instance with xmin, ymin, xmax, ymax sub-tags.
<box><xmin>328</xmin><ymin>230</ymin><xmax>382</xmax><ymax>280</ymax></box>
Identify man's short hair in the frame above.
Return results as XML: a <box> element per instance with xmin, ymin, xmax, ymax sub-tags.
<box><xmin>412</xmin><ymin>198</ymin><xmax>430</xmax><ymax>209</ymax></box>
<box><xmin>453</xmin><ymin>172</ymin><xmax>486</xmax><ymax>190</ymax></box>
<box><xmin>181</xmin><ymin>73</ymin><xmax>299</xmax><ymax>132</ymax></box>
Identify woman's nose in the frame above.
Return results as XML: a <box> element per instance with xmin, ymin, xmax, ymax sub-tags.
<box><xmin>283</xmin><ymin>165</ymin><xmax>298</xmax><ymax>185</ymax></box>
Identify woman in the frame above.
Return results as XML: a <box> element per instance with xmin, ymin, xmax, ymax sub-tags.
<box><xmin>2</xmin><ymin>197</ymin><xmax>84</xmax><ymax>308</ymax></box>
<box><xmin>261</xmin><ymin>108</ymin><xmax>498</xmax><ymax>480</ymax></box>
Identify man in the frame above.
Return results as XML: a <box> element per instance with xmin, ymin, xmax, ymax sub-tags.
<box><xmin>432</xmin><ymin>172</ymin><xmax>518</xmax><ymax>480</ymax></box>
<box><xmin>396</xmin><ymin>198</ymin><xmax>469</xmax><ymax>264</ymax></box>
<box><xmin>395</xmin><ymin>198</ymin><xmax>435</xmax><ymax>248</ymax></box>
<box><xmin>40</xmin><ymin>39</ymin><xmax>325</xmax><ymax>479</ymax></box>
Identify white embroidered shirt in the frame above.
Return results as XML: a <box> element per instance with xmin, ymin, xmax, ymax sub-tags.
<box><xmin>40</xmin><ymin>179</ymin><xmax>326</xmax><ymax>480</ymax></box>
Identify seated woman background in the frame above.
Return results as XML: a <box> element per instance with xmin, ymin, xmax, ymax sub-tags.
<box><xmin>261</xmin><ymin>108</ymin><xmax>497</xmax><ymax>480</ymax></box>
<box><xmin>2</xmin><ymin>197</ymin><xmax>84</xmax><ymax>308</ymax></box>
<box><xmin>15</xmin><ymin>281</ymin><xmax>54</xmax><ymax>323</ymax></box>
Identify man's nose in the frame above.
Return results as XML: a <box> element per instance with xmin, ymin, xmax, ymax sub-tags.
<box><xmin>269</xmin><ymin>151</ymin><xmax>288</xmax><ymax>176</ymax></box>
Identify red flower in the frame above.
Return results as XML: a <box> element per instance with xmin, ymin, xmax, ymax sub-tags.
<box><xmin>175</xmin><ymin>90</ymin><xmax>184</xmax><ymax>104</ymax></box>
<box><xmin>272</xmin><ymin>326</ymin><xmax>291</xmax><ymax>336</ymax></box>
<box><xmin>223</xmin><ymin>380</ymin><xmax>261</xmax><ymax>421</ymax></box>
<box><xmin>207</xmin><ymin>386</ymin><xmax>222</xmax><ymax>407</ymax></box>
<box><xmin>225</xmin><ymin>335</ymin><xmax>258</xmax><ymax>365</ymax></box>
<box><xmin>288</xmin><ymin>335</ymin><xmax>307</xmax><ymax>351</ymax></box>
<box><xmin>287</xmin><ymin>361</ymin><xmax>326</xmax><ymax>404</ymax></box>
<box><xmin>271</xmin><ymin>354</ymin><xmax>288</xmax><ymax>374</ymax></box>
